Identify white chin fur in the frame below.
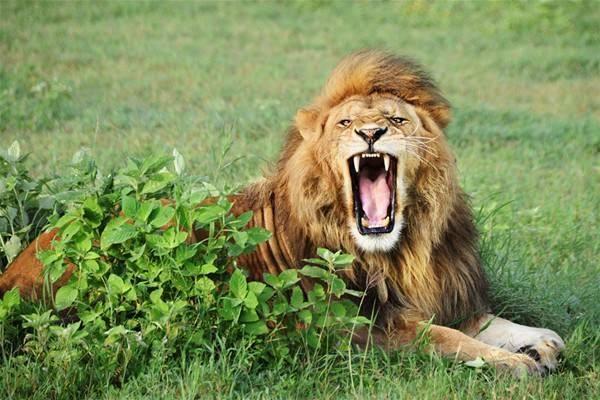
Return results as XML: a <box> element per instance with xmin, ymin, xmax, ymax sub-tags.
<box><xmin>350</xmin><ymin>215</ymin><xmax>403</xmax><ymax>252</ymax></box>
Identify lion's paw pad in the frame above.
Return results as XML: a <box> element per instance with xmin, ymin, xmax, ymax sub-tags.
<box><xmin>516</xmin><ymin>331</ymin><xmax>565</xmax><ymax>374</ymax></box>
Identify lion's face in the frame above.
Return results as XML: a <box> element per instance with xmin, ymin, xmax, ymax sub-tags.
<box><xmin>321</xmin><ymin>94</ymin><xmax>425</xmax><ymax>252</ymax></box>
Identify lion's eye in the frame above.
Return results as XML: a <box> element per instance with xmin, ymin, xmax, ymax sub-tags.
<box><xmin>338</xmin><ymin>119</ymin><xmax>352</xmax><ymax>128</ymax></box>
<box><xmin>390</xmin><ymin>116</ymin><xmax>408</xmax><ymax>125</ymax></box>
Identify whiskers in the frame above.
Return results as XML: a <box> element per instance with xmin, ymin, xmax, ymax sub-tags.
<box><xmin>401</xmin><ymin>133</ymin><xmax>439</xmax><ymax>169</ymax></box>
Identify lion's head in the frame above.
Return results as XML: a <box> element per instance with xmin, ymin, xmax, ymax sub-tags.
<box><xmin>280</xmin><ymin>51</ymin><xmax>454</xmax><ymax>253</ymax></box>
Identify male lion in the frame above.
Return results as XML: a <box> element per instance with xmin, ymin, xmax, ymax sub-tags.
<box><xmin>0</xmin><ymin>51</ymin><xmax>564</xmax><ymax>375</ymax></box>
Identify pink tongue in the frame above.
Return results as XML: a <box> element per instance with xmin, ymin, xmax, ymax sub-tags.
<box><xmin>359</xmin><ymin>172</ymin><xmax>390</xmax><ymax>223</ymax></box>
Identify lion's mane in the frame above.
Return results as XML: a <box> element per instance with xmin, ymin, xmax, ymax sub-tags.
<box><xmin>234</xmin><ymin>51</ymin><xmax>489</xmax><ymax>329</ymax></box>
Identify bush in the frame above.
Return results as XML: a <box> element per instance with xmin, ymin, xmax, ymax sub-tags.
<box><xmin>0</xmin><ymin>142</ymin><xmax>370</xmax><ymax>385</ymax></box>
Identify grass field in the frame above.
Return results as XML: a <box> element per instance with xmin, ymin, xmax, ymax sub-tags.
<box><xmin>1</xmin><ymin>1</ymin><xmax>599</xmax><ymax>398</ymax></box>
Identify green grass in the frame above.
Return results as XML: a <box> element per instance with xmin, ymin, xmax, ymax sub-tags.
<box><xmin>1</xmin><ymin>0</ymin><xmax>598</xmax><ymax>398</ymax></box>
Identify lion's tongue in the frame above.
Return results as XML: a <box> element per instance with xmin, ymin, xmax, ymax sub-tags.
<box><xmin>359</xmin><ymin>172</ymin><xmax>390</xmax><ymax>224</ymax></box>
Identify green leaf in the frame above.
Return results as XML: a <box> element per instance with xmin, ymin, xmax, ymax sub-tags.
<box><xmin>290</xmin><ymin>286</ymin><xmax>304</xmax><ymax>309</ymax></box>
<box><xmin>240</xmin><ymin>309</ymin><xmax>259</xmax><ymax>322</ymax></box>
<box><xmin>150</xmin><ymin>206</ymin><xmax>175</xmax><ymax>227</ymax></box>
<box><xmin>38</xmin><ymin>249</ymin><xmax>62</xmax><ymax>266</ymax></box>
<box><xmin>100</xmin><ymin>218</ymin><xmax>138</xmax><ymax>249</ymax></box>
<box><xmin>199</xmin><ymin>264</ymin><xmax>218</xmax><ymax>275</ymax></box>
<box><xmin>54</xmin><ymin>214</ymin><xmax>77</xmax><ymax>228</ymax></box>
<box><xmin>278</xmin><ymin>269</ymin><xmax>299</xmax><ymax>288</ymax></box>
<box><xmin>140</xmin><ymin>172</ymin><xmax>175</xmax><ymax>194</ymax></box>
<box><xmin>263</xmin><ymin>273</ymin><xmax>281</xmax><ymax>289</ymax></box>
<box><xmin>107</xmin><ymin>274</ymin><xmax>126</xmax><ymax>295</ymax></box>
<box><xmin>175</xmin><ymin>245</ymin><xmax>197</xmax><ymax>262</ymax></box>
<box><xmin>306</xmin><ymin>328</ymin><xmax>320</xmax><ymax>348</ymax></box>
<box><xmin>194</xmin><ymin>277</ymin><xmax>215</xmax><ymax>296</ymax></box>
<box><xmin>229</xmin><ymin>269</ymin><xmax>247</xmax><ymax>299</ymax></box>
<box><xmin>149</xmin><ymin>289</ymin><xmax>164</xmax><ymax>304</ymax></box>
<box><xmin>333</xmin><ymin>253</ymin><xmax>355</xmax><ymax>266</ymax></box>
<box><xmin>243</xmin><ymin>291</ymin><xmax>258</xmax><ymax>309</ymax></box>
<box><xmin>172</xmin><ymin>148</ymin><xmax>185</xmax><ymax>175</ymax></box>
<box><xmin>121</xmin><ymin>194</ymin><xmax>138</xmax><ymax>218</ymax></box>
<box><xmin>227</xmin><ymin>243</ymin><xmax>244</xmax><ymax>257</ymax></box>
<box><xmin>61</xmin><ymin>221</ymin><xmax>81</xmax><ymax>241</ymax></box>
<box><xmin>74</xmin><ymin>237</ymin><xmax>92</xmax><ymax>253</ymax></box>
<box><xmin>330</xmin><ymin>277</ymin><xmax>346</xmax><ymax>297</ymax></box>
<box><xmin>104</xmin><ymin>325</ymin><xmax>130</xmax><ymax>345</ymax></box>
<box><xmin>246</xmin><ymin>227</ymin><xmax>271</xmax><ymax>244</ymax></box>
<box><xmin>464</xmin><ymin>357</ymin><xmax>487</xmax><ymax>368</ymax></box>
<box><xmin>298</xmin><ymin>309</ymin><xmax>312</xmax><ymax>324</ymax></box>
<box><xmin>344</xmin><ymin>288</ymin><xmax>364</xmax><ymax>297</ymax></box>
<box><xmin>2</xmin><ymin>288</ymin><xmax>21</xmax><ymax>309</ymax></box>
<box><xmin>46</xmin><ymin>261</ymin><xmax>68</xmax><ymax>283</ymax></box>
<box><xmin>7</xmin><ymin>140</ymin><xmax>20</xmax><ymax>162</ymax></box>
<box><xmin>55</xmin><ymin>285</ymin><xmax>78</xmax><ymax>311</ymax></box>
<box><xmin>82</xmin><ymin>259</ymin><xmax>99</xmax><ymax>273</ymax></box>
<box><xmin>316</xmin><ymin>247</ymin><xmax>335</xmax><ymax>262</ymax></box>
<box><xmin>248</xmin><ymin>281</ymin><xmax>266</xmax><ymax>295</ymax></box>
<box><xmin>299</xmin><ymin>265</ymin><xmax>329</xmax><ymax>279</ymax></box>
<box><xmin>136</xmin><ymin>201</ymin><xmax>156</xmax><ymax>222</ymax></box>
<box><xmin>195</xmin><ymin>205</ymin><xmax>227</xmax><ymax>224</ymax></box>
<box><xmin>257</xmin><ymin>286</ymin><xmax>274</xmax><ymax>303</ymax></box>
<box><xmin>272</xmin><ymin>296</ymin><xmax>288</xmax><ymax>315</ymax></box>
<box><xmin>232</xmin><ymin>231</ymin><xmax>248</xmax><ymax>247</ymax></box>
<box><xmin>82</xmin><ymin>197</ymin><xmax>103</xmax><ymax>227</ymax></box>
<box><xmin>228</xmin><ymin>211</ymin><xmax>253</xmax><ymax>229</ymax></box>
<box><xmin>140</xmin><ymin>155</ymin><xmax>171</xmax><ymax>175</ymax></box>
<box><xmin>349</xmin><ymin>316</ymin><xmax>371</xmax><ymax>326</ymax></box>
<box><xmin>218</xmin><ymin>298</ymin><xmax>241</xmax><ymax>321</ymax></box>
<box><xmin>4</xmin><ymin>235</ymin><xmax>22</xmax><ymax>261</ymax></box>
<box><xmin>244</xmin><ymin>321</ymin><xmax>269</xmax><ymax>335</ymax></box>
<box><xmin>330</xmin><ymin>302</ymin><xmax>346</xmax><ymax>318</ymax></box>
<box><xmin>303</xmin><ymin>257</ymin><xmax>329</xmax><ymax>267</ymax></box>
<box><xmin>308</xmin><ymin>284</ymin><xmax>326</xmax><ymax>302</ymax></box>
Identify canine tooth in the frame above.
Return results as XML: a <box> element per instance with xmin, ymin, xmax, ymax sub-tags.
<box><xmin>382</xmin><ymin>216</ymin><xmax>390</xmax><ymax>226</ymax></box>
<box><xmin>361</xmin><ymin>217</ymin><xmax>369</xmax><ymax>227</ymax></box>
<box><xmin>383</xmin><ymin>154</ymin><xmax>390</xmax><ymax>171</ymax></box>
<box><xmin>353</xmin><ymin>155</ymin><xmax>360</xmax><ymax>173</ymax></box>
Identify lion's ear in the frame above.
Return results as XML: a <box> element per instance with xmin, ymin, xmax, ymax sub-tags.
<box><xmin>413</xmin><ymin>106</ymin><xmax>444</xmax><ymax>137</ymax></box>
<box><xmin>295</xmin><ymin>107</ymin><xmax>322</xmax><ymax>141</ymax></box>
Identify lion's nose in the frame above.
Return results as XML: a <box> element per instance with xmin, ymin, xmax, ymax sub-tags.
<box><xmin>355</xmin><ymin>126</ymin><xmax>388</xmax><ymax>145</ymax></box>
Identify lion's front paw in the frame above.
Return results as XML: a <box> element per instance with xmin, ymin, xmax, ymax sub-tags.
<box><xmin>489</xmin><ymin>349</ymin><xmax>544</xmax><ymax>377</ymax></box>
<box><xmin>516</xmin><ymin>329</ymin><xmax>565</xmax><ymax>374</ymax></box>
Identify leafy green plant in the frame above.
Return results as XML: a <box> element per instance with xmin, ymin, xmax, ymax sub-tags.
<box><xmin>0</xmin><ymin>141</ymin><xmax>51</xmax><ymax>269</ymax></box>
<box><xmin>0</xmin><ymin>145</ymin><xmax>370</xmax><ymax>385</ymax></box>
<box><xmin>0</xmin><ymin>142</ymin><xmax>103</xmax><ymax>271</ymax></box>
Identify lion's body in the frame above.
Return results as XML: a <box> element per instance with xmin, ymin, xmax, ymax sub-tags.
<box><xmin>231</xmin><ymin>163</ymin><xmax>487</xmax><ymax>330</ymax></box>
<box><xmin>0</xmin><ymin>50</ymin><xmax>565</xmax><ymax>375</ymax></box>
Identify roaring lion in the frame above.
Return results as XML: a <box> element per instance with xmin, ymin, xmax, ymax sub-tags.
<box><xmin>0</xmin><ymin>50</ymin><xmax>564</xmax><ymax>375</ymax></box>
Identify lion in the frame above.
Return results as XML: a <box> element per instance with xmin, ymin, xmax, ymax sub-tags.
<box><xmin>0</xmin><ymin>50</ymin><xmax>564</xmax><ymax>375</ymax></box>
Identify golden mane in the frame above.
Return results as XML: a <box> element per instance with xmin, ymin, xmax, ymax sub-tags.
<box><xmin>303</xmin><ymin>50</ymin><xmax>451</xmax><ymax>130</ymax></box>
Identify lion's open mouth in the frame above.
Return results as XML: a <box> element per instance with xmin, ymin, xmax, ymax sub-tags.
<box><xmin>348</xmin><ymin>152</ymin><xmax>397</xmax><ymax>235</ymax></box>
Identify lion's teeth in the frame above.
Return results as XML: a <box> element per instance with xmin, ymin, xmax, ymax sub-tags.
<box><xmin>353</xmin><ymin>155</ymin><xmax>360</xmax><ymax>173</ymax></box>
<box><xmin>382</xmin><ymin>216</ymin><xmax>390</xmax><ymax>226</ymax></box>
<box><xmin>383</xmin><ymin>154</ymin><xmax>390</xmax><ymax>171</ymax></box>
<box><xmin>361</xmin><ymin>217</ymin><xmax>369</xmax><ymax>227</ymax></box>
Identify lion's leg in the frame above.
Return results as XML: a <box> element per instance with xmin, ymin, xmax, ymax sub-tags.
<box><xmin>464</xmin><ymin>313</ymin><xmax>565</xmax><ymax>373</ymax></box>
<box><xmin>0</xmin><ymin>229</ymin><xmax>74</xmax><ymax>300</ymax></box>
<box><xmin>353</xmin><ymin>321</ymin><xmax>542</xmax><ymax>375</ymax></box>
